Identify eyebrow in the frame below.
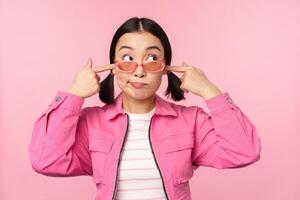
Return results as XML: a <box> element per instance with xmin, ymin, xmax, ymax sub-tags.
<box><xmin>118</xmin><ymin>45</ymin><xmax>161</xmax><ymax>52</ymax></box>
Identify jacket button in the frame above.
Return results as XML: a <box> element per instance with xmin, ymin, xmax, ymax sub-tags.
<box><xmin>55</xmin><ymin>96</ymin><xmax>61</xmax><ymax>102</ymax></box>
<box><xmin>227</xmin><ymin>97</ymin><xmax>233</xmax><ymax>104</ymax></box>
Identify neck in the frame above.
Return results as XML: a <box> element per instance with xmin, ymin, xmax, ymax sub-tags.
<box><xmin>122</xmin><ymin>93</ymin><xmax>156</xmax><ymax>114</ymax></box>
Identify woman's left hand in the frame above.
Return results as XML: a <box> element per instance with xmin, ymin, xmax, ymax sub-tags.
<box><xmin>165</xmin><ymin>61</ymin><xmax>223</xmax><ymax>100</ymax></box>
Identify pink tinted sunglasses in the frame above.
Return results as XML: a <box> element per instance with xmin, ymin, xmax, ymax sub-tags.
<box><xmin>114</xmin><ymin>58</ymin><xmax>166</xmax><ymax>73</ymax></box>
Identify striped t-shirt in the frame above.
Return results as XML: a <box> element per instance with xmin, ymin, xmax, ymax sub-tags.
<box><xmin>114</xmin><ymin>107</ymin><xmax>167</xmax><ymax>200</ymax></box>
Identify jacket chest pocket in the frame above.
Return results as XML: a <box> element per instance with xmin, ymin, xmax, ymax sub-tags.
<box><xmin>161</xmin><ymin>132</ymin><xmax>194</xmax><ymax>184</ymax></box>
<box><xmin>89</xmin><ymin>131</ymin><xmax>115</xmax><ymax>184</ymax></box>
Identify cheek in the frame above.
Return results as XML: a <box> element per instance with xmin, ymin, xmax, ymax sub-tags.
<box><xmin>149</xmin><ymin>74</ymin><xmax>163</xmax><ymax>87</ymax></box>
<box><xmin>115</xmin><ymin>74</ymin><xmax>130</xmax><ymax>86</ymax></box>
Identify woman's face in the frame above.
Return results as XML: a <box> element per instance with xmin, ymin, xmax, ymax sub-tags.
<box><xmin>112</xmin><ymin>32</ymin><xmax>168</xmax><ymax>100</ymax></box>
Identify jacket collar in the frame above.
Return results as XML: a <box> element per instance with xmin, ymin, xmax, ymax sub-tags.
<box><xmin>104</xmin><ymin>91</ymin><xmax>177</xmax><ymax>120</ymax></box>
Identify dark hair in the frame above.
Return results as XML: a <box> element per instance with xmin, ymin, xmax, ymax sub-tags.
<box><xmin>99</xmin><ymin>17</ymin><xmax>185</xmax><ymax>104</ymax></box>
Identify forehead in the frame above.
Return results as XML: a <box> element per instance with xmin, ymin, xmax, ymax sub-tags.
<box><xmin>116</xmin><ymin>32</ymin><xmax>164</xmax><ymax>53</ymax></box>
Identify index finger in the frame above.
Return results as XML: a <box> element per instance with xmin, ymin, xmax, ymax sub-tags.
<box><xmin>92</xmin><ymin>64</ymin><xmax>116</xmax><ymax>73</ymax></box>
<box><xmin>165</xmin><ymin>65</ymin><xmax>189</xmax><ymax>73</ymax></box>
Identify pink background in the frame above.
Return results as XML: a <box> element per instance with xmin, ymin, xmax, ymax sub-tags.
<box><xmin>1</xmin><ymin>0</ymin><xmax>299</xmax><ymax>199</ymax></box>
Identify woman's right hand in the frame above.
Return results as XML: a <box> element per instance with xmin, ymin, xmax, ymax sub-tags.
<box><xmin>66</xmin><ymin>58</ymin><xmax>115</xmax><ymax>99</ymax></box>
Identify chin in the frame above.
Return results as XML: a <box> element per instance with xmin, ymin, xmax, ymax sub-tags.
<box><xmin>129</xmin><ymin>90</ymin><xmax>155</xmax><ymax>100</ymax></box>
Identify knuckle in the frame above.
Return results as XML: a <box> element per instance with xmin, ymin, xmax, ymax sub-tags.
<box><xmin>92</xmin><ymin>79</ymin><xmax>98</xmax><ymax>85</ymax></box>
<box><xmin>89</xmin><ymin>73</ymin><xmax>95</xmax><ymax>79</ymax></box>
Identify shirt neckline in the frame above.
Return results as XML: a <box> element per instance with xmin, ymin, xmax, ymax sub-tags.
<box><xmin>124</xmin><ymin>107</ymin><xmax>156</xmax><ymax>118</ymax></box>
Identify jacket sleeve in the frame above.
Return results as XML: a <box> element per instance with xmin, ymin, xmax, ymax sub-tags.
<box><xmin>28</xmin><ymin>90</ymin><xmax>93</xmax><ymax>177</ymax></box>
<box><xmin>191</xmin><ymin>92</ymin><xmax>261</xmax><ymax>170</ymax></box>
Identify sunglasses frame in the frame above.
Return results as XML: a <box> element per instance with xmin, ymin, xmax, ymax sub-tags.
<box><xmin>114</xmin><ymin>58</ymin><xmax>166</xmax><ymax>73</ymax></box>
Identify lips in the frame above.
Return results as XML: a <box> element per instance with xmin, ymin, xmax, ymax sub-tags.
<box><xmin>130</xmin><ymin>82</ymin><xmax>146</xmax><ymax>88</ymax></box>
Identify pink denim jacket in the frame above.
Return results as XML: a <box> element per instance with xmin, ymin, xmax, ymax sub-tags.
<box><xmin>28</xmin><ymin>90</ymin><xmax>261</xmax><ymax>200</ymax></box>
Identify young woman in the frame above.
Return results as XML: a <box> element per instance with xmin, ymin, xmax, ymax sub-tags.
<box><xmin>29</xmin><ymin>17</ymin><xmax>261</xmax><ymax>200</ymax></box>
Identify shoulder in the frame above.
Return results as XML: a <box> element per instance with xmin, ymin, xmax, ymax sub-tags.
<box><xmin>165</xmin><ymin>99</ymin><xmax>206</xmax><ymax>119</ymax></box>
<box><xmin>80</xmin><ymin>105</ymin><xmax>105</xmax><ymax>118</ymax></box>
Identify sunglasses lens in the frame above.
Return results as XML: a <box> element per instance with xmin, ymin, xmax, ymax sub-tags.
<box><xmin>117</xmin><ymin>61</ymin><xmax>163</xmax><ymax>72</ymax></box>
<box><xmin>117</xmin><ymin>61</ymin><xmax>136</xmax><ymax>72</ymax></box>
<box><xmin>143</xmin><ymin>61</ymin><xmax>163</xmax><ymax>72</ymax></box>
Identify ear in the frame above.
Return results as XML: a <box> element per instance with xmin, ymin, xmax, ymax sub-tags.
<box><xmin>112</xmin><ymin>58</ymin><xmax>117</xmax><ymax>75</ymax></box>
<box><xmin>112</xmin><ymin>67</ymin><xmax>117</xmax><ymax>75</ymax></box>
<box><xmin>162</xmin><ymin>67</ymin><xmax>169</xmax><ymax>75</ymax></box>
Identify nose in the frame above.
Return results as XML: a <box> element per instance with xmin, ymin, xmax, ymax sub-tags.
<box><xmin>133</xmin><ymin>63</ymin><xmax>146</xmax><ymax>77</ymax></box>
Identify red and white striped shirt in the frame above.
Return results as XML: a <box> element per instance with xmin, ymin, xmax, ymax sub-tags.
<box><xmin>114</xmin><ymin>107</ymin><xmax>167</xmax><ymax>200</ymax></box>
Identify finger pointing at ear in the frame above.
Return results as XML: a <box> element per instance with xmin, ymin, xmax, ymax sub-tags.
<box><xmin>66</xmin><ymin>58</ymin><xmax>115</xmax><ymax>99</ymax></box>
<box><xmin>165</xmin><ymin>61</ymin><xmax>223</xmax><ymax>98</ymax></box>
<box><xmin>165</xmin><ymin>64</ymin><xmax>190</xmax><ymax>73</ymax></box>
<box><xmin>92</xmin><ymin>64</ymin><xmax>115</xmax><ymax>73</ymax></box>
